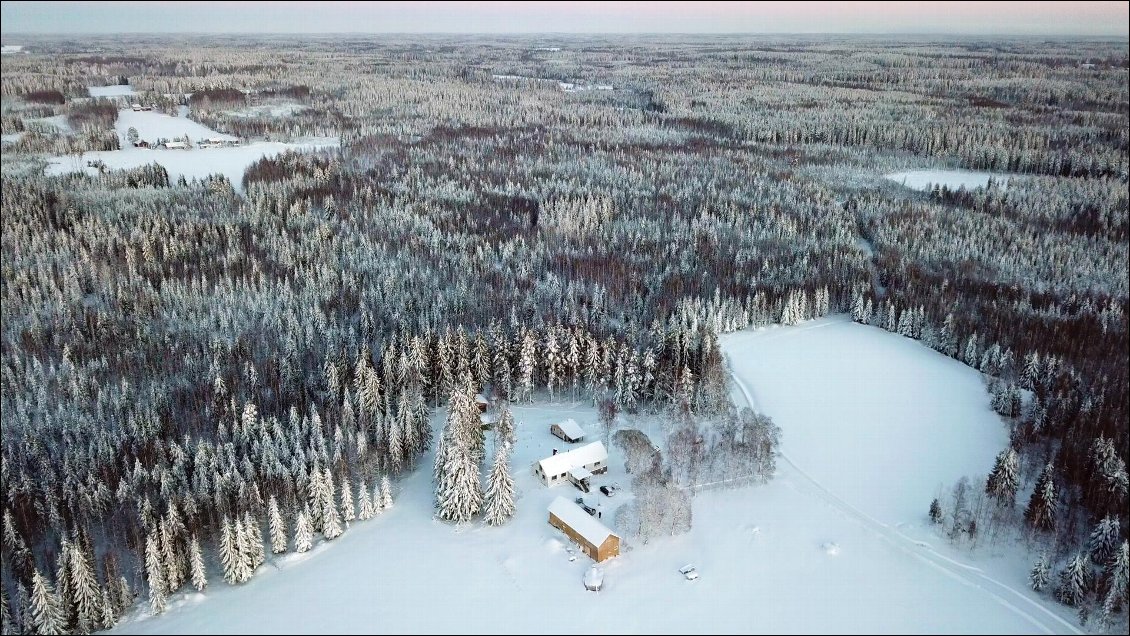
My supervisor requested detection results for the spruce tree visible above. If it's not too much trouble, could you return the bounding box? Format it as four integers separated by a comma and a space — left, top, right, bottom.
358, 479, 374, 520
144, 533, 167, 614
1029, 551, 1051, 591
30, 570, 66, 635
219, 516, 238, 584
1025, 462, 1058, 532
380, 474, 393, 509
295, 508, 313, 553
189, 535, 208, 591
484, 442, 516, 526
1056, 553, 1090, 607
67, 542, 102, 633
268, 496, 288, 554
985, 448, 1020, 507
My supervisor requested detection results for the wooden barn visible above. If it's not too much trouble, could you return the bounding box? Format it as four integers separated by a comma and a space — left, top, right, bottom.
548, 496, 620, 562
534, 441, 608, 488
550, 419, 585, 443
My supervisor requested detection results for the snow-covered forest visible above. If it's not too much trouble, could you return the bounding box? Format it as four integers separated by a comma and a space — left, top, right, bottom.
0, 33, 1127, 634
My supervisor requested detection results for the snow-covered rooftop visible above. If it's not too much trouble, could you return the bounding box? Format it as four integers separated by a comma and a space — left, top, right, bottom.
548, 496, 617, 546
569, 467, 592, 481
538, 441, 606, 478
554, 419, 585, 440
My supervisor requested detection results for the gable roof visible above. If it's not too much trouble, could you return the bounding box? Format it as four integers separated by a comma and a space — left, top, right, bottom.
553, 419, 585, 440
537, 441, 607, 478
548, 496, 617, 546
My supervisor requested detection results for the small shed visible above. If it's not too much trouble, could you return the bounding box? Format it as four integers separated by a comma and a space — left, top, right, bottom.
479, 412, 499, 430
548, 496, 619, 562
551, 419, 585, 443
474, 393, 489, 412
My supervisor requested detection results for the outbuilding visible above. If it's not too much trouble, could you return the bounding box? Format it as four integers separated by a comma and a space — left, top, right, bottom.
548, 496, 619, 562
550, 419, 585, 443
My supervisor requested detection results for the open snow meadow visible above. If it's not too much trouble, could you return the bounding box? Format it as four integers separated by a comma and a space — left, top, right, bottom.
109, 317, 1079, 635
44, 108, 338, 189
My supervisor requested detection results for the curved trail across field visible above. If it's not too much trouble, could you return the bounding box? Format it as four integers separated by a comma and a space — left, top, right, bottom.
729, 371, 1081, 636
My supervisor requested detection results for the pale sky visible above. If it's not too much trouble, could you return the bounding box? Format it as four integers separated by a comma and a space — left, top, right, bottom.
1, 1, 1127, 36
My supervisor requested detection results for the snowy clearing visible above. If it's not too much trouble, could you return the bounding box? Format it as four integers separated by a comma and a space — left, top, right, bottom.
112, 109, 238, 145
45, 139, 338, 190
88, 84, 137, 98
1, 44, 24, 54
226, 103, 308, 118
108, 316, 1081, 635
884, 169, 1016, 191
44, 108, 337, 189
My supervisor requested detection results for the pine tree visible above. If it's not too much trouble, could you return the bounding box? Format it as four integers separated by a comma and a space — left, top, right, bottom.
1099, 541, 1128, 628
232, 519, 252, 583
30, 570, 66, 635
484, 442, 516, 526
67, 542, 103, 633
358, 478, 375, 520
321, 469, 343, 539
268, 496, 288, 554
517, 330, 536, 402
243, 512, 266, 569
144, 533, 167, 614
1030, 551, 1051, 592
985, 448, 1020, 507
99, 587, 116, 630
341, 480, 356, 523
1056, 553, 1090, 607
189, 535, 207, 592
1025, 462, 1058, 532
1088, 515, 1121, 565
219, 516, 238, 584
380, 475, 393, 509
295, 508, 313, 553
929, 498, 943, 524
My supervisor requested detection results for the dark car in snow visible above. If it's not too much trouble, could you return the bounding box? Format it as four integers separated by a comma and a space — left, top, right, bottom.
600, 484, 619, 497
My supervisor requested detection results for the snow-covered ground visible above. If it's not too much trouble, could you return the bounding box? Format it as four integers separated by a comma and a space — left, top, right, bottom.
227, 103, 308, 118
1, 44, 24, 54
88, 84, 137, 98
44, 108, 337, 190
108, 316, 1080, 635
112, 109, 237, 145
884, 169, 1015, 191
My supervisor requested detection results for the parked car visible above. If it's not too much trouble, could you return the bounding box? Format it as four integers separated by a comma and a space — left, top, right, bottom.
679, 564, 700, 581
575, 497, 598, 516
600, 484, 619, 497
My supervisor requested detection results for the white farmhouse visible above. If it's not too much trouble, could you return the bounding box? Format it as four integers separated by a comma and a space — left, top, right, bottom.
534, 441, 608, 488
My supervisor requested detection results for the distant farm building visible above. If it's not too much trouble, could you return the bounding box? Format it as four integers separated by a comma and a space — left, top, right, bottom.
479, 412, 499, 430
162, 140, 189, 150
548, 496, 620, 562
551, 419, 585, 443
534, 441, 607, 488
197, 137, 239, 149
130, 103, 153, 111
133, 140, 150, 148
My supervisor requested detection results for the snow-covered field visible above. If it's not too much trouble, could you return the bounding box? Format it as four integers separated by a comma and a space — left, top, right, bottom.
1, 44, 24, 54
227, 103, 307, 118
109, 316, 1080, 635
89, 84, 137, 98
44, 109, 337, 189
885, 169, 1015, 191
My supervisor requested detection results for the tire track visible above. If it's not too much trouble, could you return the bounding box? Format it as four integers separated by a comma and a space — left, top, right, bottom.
729, 370, 1081, 635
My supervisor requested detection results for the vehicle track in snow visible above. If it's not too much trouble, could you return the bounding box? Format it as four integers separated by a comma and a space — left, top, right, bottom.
728, 370, 1081, 636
